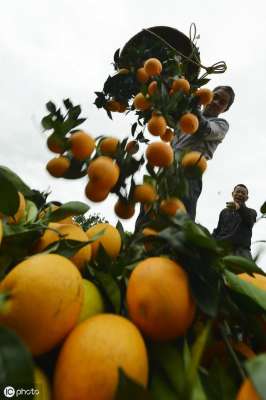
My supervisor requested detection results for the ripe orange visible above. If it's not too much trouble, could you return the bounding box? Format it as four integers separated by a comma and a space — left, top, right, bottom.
133, 184, 157, 203
159, 198, 186, 216
236, 378, 261, 400
147, 114, 167, 136
195, 88, 214, 106
85, 181, 109, 203
7, 192, 26, 224
127, 257, 195, 340
179, 113, 199, 134
86, 223, 121, 259
34, 223, 92, 270
114, 199, 135, 219
106, 100, 121, 112
69, 131, 95, 161
99, 137, 120, 157
146, 142, 174, 167
53, 314, 148, 400
47, 134, 64, 154
125, 140, 139, 154
172, 78, 190, 94
117, 102, 127, 113
0, 253, 83, 355
144, 58, 162, 76
238, 273, 266, 291
46, 156, 70, 178
133, 93, 151, 111
160, 128, 174, 142
87, 156, 119, 190
181, 151, 207, 177
136, 67, 149, 83
148, 81, 158, 95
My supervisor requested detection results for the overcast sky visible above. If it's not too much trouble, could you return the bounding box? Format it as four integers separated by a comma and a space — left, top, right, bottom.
0, 1, 265, 268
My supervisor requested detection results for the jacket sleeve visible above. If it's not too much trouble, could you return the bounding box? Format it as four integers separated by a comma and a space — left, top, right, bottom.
212, 210, 224, 238
238, 206, 257, 228
196, 114, 229, 142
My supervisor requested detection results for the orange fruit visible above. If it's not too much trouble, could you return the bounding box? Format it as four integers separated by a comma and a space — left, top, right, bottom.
172, 78, 190, 94
146, 142, 174, 167
117, 102, 127, 113
179, 113, 199, 134
69, 131, 95, 161
181, 151, 207, 177
7, 192, 26, 224
236, 378, 261, 400
85, 181, 109, 203
125, 140, 139, 154
34, 367, 51, 399
160, 128, 174, 142
114, 199, 135, 219
148, 81, 158, 95
47, 134, 64, 154
127, 257, 195, 340
142, 228, 158, 237
147, 114, 167, 136
53, 314, 148, 400
34, 223, 91, 270
106, 100, 121, 112
87, 156, 119, 190
136, 67, 149, 83
195, 88, 214, 106
86, 223, 121, 259
238, 273, 266, 291
133, 184, 157, 203
133, 93, 151, 111
0, 254, 83, 355
144, 58, 162, 76
159, 198, 186, 216
46, 156, 70, 178
99, 137, 120, 157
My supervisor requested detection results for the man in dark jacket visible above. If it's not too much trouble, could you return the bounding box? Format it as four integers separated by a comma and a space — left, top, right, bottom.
212, 184, 257, 259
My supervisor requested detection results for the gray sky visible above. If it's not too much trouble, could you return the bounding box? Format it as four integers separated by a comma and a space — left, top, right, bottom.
0, 1, 265, 268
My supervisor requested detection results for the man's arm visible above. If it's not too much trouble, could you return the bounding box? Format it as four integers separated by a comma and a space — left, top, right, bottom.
196, 113, 229, 142
238, 206, 257, 229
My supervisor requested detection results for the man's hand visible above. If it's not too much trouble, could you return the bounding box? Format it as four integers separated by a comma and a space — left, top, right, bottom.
226, 201, 240, 210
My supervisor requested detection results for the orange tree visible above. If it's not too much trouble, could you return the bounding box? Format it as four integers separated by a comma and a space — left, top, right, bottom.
1, 25, 266, 400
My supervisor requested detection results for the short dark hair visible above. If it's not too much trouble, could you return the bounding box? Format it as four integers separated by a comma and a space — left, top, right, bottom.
213, 86, 235, 111
233, 184, 248, 193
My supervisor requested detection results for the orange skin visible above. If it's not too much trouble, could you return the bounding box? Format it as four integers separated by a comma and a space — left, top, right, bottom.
114, 199, 135, 219
87, 156, 119, 190
53, 314, 149, 400
125, 140, 139, 155
146, 142, 174, 167
148, 81, 158, 96
133, 184, 157, 203
144, 58, 162, 76
106, 100, 121, 112
179, 113, 199, 134
236, 378, 262, 400
181, 151, 207, 177
195, 88, 214, 106
136, 67, 149, 83
69, 131, 95, 161
86, 223, 121, 259
46, 156, 70, 178
160, 128, 174, 142
127, 257, 195, 340
159, 198, 186, 216
172, 78, 190, 95
85, 181, 109, 203
147, 115, 167, 136
99, 137, 120, 157
133, 93, 151, 111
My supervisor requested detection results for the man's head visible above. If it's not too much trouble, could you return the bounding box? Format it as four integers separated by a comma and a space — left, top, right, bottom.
232, 184, 248, 205
204, 86, 235, 117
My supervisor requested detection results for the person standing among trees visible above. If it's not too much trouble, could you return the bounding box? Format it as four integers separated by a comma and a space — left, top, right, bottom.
135, 85, 235, 230
212, 184, 257, 259
171, 85, 235, 221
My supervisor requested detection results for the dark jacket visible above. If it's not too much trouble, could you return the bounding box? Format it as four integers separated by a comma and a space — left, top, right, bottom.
212, 205, 257, 250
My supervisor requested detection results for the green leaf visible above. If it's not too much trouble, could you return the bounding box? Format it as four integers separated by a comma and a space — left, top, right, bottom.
245, 354, 266, 400
24, 200, 38, 224
223, 255, 264, 275
45, 239, 90, 258
225, 270, 266, 311
0, 326, 35, 399
63, 98, 73, 110
68, 105, 81, 119
114, 368, 153, 400
41, 115, 54, 130
46, 101, 56, 113
184, 221, 218, 251
260, 201, 266, 214
94, 270, 121, 313
0, 166, 32, 196
0, 171, 19, 216
201, 361, 238, 399
150, 370, 179, 400
47, 202, 89, 222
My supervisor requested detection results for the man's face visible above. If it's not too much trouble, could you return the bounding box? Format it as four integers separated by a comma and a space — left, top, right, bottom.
232, 186, 248, 204
204, 88, 231, 117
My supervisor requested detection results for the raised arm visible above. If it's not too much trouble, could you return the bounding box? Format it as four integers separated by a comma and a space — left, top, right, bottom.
196, 115, 229, 142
